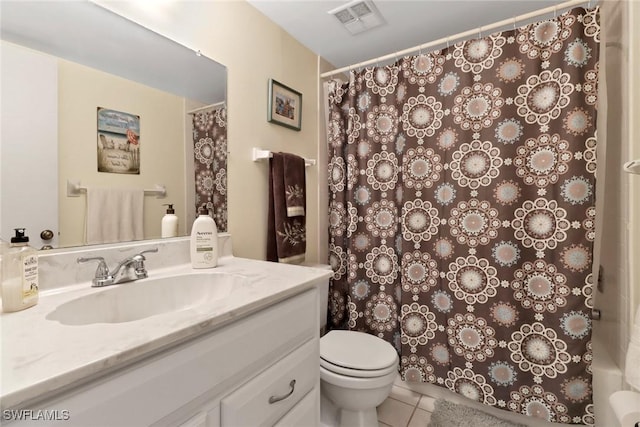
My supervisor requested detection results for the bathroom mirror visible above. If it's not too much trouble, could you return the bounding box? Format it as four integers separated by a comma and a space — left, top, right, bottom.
0, 1, 227, 249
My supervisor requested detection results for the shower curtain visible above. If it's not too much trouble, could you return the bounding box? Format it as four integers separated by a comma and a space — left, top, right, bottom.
193, 106, 227, 231
326, 6, 599, 425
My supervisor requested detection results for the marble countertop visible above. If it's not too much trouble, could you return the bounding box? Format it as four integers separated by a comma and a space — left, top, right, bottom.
0, 256, 332, 410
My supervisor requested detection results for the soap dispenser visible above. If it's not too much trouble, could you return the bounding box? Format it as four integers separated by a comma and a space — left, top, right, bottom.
1, 228, 39, 312
161, 203, 179, 238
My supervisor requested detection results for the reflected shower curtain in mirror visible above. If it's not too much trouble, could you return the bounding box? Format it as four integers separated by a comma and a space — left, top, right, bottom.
326, 6, 599, 425
193, 106, 227, 231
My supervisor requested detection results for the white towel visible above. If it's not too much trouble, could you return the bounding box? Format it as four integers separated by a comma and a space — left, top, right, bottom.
85, 187, 144, 245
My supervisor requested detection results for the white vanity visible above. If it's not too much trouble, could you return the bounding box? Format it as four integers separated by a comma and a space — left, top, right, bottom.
0, 239, 332, 426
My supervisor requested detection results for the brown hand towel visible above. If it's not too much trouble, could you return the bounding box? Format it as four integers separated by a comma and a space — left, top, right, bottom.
267, 152, 306, 264
283, 154, 306, 217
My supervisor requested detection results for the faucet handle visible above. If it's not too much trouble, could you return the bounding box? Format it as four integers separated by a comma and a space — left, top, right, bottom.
131, 248, 157, 277
77, 256, 112, 286
134, 248, 158, 259
131, 248, 158, 263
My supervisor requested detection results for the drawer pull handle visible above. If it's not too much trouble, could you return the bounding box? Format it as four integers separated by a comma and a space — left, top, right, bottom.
268, 379, 296, 404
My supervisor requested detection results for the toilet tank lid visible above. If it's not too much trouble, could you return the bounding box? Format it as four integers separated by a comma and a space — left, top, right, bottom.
320, 330, 398, 370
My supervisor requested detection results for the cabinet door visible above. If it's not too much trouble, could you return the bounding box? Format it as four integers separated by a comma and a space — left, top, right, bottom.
179, 412, 207, 427
274, 387, 319, 427
206, 406, 220, 427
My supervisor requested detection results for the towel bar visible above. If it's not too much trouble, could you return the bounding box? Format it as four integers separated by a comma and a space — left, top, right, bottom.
252, 148, 316, 167
66, 179, 166, 198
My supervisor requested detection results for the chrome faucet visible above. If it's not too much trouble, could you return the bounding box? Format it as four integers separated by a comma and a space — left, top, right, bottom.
77, 248, 158, 287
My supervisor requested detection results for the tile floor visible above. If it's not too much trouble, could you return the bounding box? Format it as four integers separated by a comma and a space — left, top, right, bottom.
376, 379, 435, 427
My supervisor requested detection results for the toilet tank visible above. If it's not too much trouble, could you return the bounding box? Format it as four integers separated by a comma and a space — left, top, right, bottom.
300, 263, 331, 331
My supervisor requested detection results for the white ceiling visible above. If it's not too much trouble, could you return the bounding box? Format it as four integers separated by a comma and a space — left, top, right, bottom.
247, 0, 570, 70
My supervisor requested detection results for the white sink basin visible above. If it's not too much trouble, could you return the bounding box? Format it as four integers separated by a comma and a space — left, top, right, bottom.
46, 272, 241, 325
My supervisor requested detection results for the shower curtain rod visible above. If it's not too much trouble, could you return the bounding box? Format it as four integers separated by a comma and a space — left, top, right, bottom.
187, 101, 225, 115
320, 0, 594, 78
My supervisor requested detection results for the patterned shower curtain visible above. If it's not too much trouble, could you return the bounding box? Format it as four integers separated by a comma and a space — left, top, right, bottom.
193, 106, 228, 231
326, 7, 599, 425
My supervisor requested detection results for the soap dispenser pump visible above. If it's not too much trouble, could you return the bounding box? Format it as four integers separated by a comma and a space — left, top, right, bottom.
161, 204, 179, 238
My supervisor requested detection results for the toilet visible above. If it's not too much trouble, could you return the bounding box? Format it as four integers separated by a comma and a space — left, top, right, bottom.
320, 330, 399, 426
311, 266, 398, 427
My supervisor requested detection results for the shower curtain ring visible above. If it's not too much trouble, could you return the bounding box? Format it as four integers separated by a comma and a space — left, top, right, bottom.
446, 36, 450, 50
513, 16, 517, 31
553, 5, 557, 19
478, 26, 483, 39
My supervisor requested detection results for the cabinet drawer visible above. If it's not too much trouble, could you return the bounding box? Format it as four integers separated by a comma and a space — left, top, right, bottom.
221, 339, 318, 427
274, 387, 319, 427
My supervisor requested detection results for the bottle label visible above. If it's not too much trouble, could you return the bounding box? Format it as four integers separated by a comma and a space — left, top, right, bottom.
21, 253, 38, 301
195, 231, 215, 262
195, 232, 213, 251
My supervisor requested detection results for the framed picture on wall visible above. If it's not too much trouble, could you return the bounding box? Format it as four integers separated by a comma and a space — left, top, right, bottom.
97, 107, 140, 174
267, 78, 302, 131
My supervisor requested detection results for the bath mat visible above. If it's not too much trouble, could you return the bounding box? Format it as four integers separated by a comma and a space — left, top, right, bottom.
428, 399, 527, 427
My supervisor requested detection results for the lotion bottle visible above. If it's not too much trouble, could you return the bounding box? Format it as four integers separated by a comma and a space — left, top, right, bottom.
161, 203, 179, 238
190, 209, 218, 268
1, 228, 39, 312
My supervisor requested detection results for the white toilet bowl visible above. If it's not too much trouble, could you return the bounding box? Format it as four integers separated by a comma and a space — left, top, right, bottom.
320, 330, 399, 427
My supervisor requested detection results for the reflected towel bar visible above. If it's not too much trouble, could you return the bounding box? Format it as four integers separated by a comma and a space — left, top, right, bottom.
252, 148, 316, 167
66, 179, 166, 198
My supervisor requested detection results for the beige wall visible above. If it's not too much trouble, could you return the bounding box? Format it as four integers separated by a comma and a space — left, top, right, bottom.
629, 0, 640, 324
316, 57, 336, 265
58, 59, 186, 247
95, 1, 322, 262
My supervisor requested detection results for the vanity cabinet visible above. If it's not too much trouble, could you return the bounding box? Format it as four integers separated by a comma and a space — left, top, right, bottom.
8, 288, 319, 426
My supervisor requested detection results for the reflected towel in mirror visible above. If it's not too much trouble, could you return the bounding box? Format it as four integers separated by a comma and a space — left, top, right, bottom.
84, 187, 144, 245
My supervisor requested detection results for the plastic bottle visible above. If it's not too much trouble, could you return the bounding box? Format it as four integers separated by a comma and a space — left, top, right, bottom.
161, 203, 179, 238
1, 228, 39, 312
190, 209, 218, 268
0, 238, 9, 256
0, 238, 10, 287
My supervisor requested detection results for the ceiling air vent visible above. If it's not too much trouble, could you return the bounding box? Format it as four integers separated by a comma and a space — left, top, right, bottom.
328, 0, 385, 35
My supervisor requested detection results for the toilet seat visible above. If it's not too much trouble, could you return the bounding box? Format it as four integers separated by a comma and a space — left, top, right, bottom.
320, 357, 398, 378
320, 330, 398, 378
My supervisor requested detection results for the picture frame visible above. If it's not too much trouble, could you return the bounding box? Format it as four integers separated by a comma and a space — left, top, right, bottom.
268, 78, 302, 131
96, 107, 140, 174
